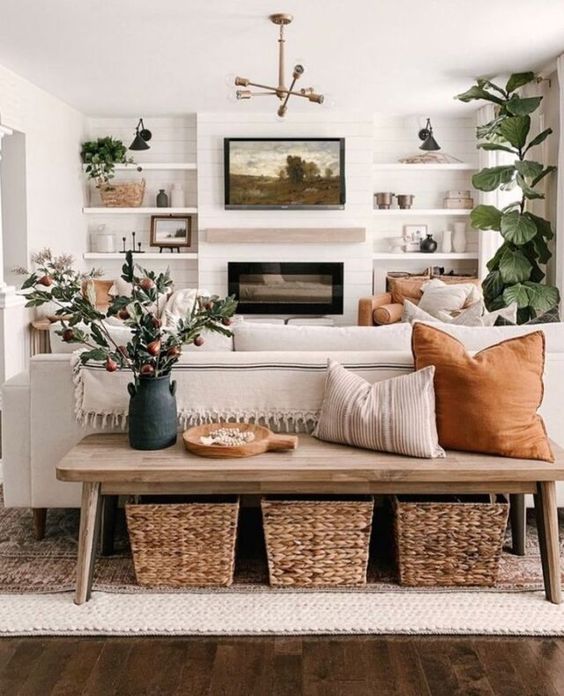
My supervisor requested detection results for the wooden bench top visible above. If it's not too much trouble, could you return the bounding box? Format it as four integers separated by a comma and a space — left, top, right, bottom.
56, 434, 564, 492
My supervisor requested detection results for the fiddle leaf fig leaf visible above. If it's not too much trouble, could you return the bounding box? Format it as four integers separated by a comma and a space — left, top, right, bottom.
455, 85, 504, 105
470, 204, 502, 231
523, 282, 560, 313
524, 128, 552, 153
472, 166, 515, 192
500, 211, 537, 244
482, 270, 505, 300
506, 95, 542, 116
524, 212, 554, 239
514, 160, 544, 180
516, 174, 544, 200
531, 165, 556, 188
499, 249, 533, 284
503, 283, 529, 308
477, 142, 518, 155
497, 116, 531, 149
506, 72, 536, 93
531, 234, 552, 265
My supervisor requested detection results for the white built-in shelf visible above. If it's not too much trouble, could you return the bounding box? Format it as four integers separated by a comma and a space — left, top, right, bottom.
83, 207, 198, 215
373, 209, 471, 217
372, 252, 478, 261
84, 252, 198, 260
83, 162, 197, 171
373, 163, 477, 171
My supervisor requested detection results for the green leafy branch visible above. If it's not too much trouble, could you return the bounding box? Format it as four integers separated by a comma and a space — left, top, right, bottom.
18, 250, 238, 379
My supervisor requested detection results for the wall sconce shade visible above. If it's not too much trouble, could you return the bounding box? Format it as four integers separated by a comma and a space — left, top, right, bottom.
418, 118, 441, 151
129, 118, 152, 151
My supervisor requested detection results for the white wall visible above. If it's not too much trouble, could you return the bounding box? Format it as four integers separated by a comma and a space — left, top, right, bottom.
0, 62, 86, 390
0, 62, 87, 267
197, 111, 374, 325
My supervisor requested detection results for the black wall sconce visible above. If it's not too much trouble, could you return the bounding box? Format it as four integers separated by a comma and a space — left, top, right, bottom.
129, 118, 152, 151
418, 118, 441, 151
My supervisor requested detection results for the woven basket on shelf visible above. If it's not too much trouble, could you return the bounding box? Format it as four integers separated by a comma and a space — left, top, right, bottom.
99, 179, 145, 207
261, 497, 374, 587
125, 498, 239, 587
393, 495, 509, 587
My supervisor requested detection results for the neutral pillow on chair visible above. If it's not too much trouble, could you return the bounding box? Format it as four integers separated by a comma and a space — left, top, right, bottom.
418, 279, 480, 318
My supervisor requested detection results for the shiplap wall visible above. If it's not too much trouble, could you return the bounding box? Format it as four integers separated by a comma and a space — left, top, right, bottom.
84, 112, 481, 322
372, 116, 480, 282
197, 111, 374, 325
84, 116, 199, 288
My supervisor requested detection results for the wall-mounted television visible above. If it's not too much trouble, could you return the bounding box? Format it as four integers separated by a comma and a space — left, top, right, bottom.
224, 137, 345, 210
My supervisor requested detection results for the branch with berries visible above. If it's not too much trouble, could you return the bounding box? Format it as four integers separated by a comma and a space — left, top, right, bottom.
17, 249, 238, 380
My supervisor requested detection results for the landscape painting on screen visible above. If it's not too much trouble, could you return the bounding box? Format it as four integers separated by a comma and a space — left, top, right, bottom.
226, 139, 343, 208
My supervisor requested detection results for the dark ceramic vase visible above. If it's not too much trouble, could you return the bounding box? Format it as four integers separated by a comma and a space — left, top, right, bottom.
127, 374, 177, 450
420, 233, 438, 253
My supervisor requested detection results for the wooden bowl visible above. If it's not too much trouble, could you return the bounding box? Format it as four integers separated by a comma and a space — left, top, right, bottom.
183, 422, 298, 458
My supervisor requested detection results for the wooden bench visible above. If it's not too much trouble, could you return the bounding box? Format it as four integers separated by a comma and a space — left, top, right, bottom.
56, 434, 564, 605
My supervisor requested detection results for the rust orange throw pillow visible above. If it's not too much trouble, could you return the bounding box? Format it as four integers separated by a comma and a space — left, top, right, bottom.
412, 323, 553, 461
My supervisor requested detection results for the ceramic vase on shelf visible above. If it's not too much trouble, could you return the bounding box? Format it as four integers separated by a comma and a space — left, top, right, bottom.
452, 222, 467, 252
441, 228, 453, 253
156, 189, 169, 207
420, 233, 438, 253
170, 183, 185, 208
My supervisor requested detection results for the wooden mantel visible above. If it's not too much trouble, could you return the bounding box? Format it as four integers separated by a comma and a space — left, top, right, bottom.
205, 228, 366, 244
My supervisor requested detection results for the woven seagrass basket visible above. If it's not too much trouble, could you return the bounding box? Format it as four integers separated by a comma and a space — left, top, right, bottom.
261, 497, 374, 587
393, 495, 509, 587
126, 498, 239, 587
99, 179, 145, 207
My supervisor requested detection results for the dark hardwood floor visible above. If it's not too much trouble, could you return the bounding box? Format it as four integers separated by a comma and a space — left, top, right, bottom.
1, 636, 564, 695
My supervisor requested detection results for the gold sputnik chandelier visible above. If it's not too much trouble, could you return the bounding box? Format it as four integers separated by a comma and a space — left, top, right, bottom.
234, 13, 324, 118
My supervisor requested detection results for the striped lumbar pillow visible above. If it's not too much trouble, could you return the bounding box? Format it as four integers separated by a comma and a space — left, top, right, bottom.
314, 360, 445, 458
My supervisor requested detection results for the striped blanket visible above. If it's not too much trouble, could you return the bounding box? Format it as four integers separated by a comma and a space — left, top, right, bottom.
71, 351, 414, 433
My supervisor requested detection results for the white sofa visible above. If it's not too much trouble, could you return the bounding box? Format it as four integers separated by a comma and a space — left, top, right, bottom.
3, 321, 564, 511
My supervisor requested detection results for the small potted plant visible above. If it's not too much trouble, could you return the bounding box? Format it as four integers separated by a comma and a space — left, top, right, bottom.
81, 137, 145, 207
18, 250, 237, 450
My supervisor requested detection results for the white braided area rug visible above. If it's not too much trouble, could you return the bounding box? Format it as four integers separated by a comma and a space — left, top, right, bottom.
1, 590, 564, 636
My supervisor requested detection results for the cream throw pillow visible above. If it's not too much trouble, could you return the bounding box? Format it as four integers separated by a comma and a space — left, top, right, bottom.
402, 300, 440, 324
314, 360, 445, 459
418, 279, 480, 318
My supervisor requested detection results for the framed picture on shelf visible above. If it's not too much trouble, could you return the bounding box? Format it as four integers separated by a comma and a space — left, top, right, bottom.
403, 224, 427, 252
150, 215, 192, 252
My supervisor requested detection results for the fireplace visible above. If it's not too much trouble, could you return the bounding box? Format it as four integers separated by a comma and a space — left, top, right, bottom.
228, 262, 344, 315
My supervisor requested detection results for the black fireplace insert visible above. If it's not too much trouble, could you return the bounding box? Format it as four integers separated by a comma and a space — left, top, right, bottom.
228, 262, 344, 315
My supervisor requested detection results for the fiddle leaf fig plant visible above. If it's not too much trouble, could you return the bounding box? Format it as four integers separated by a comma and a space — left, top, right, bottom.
456, 72, 560, 323
81, 137, 135, 187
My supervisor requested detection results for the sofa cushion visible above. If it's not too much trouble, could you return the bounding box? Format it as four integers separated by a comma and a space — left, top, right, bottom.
412, 323, 553, 461
314, 359, 444, 458
233, 322, 413, 352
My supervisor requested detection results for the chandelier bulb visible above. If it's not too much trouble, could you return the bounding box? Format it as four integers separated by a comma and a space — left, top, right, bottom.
234, 76, 249, 87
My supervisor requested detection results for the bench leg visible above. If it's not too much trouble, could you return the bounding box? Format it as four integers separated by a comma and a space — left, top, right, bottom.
100, 495, 118, 556
32, 508, 47, 540
534, 481, 561, 604
509, 493, 526, 556
75, 482, 101, 605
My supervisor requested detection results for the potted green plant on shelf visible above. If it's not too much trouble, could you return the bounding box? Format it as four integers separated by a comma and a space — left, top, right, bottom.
81, 137, 145, 207
456, 72, 560, 323
18, 250, 237, 450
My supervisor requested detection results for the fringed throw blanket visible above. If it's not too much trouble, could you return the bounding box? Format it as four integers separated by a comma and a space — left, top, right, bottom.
71, 351, 413, 433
